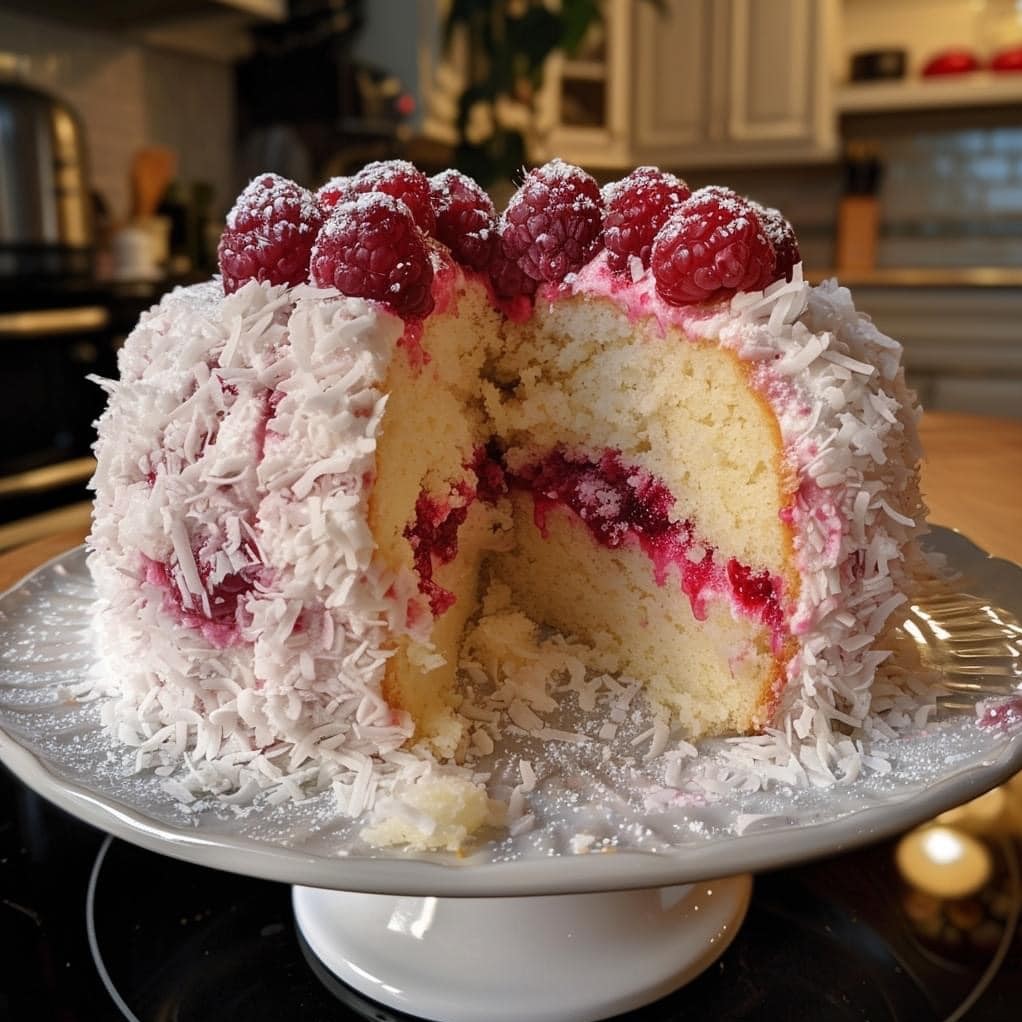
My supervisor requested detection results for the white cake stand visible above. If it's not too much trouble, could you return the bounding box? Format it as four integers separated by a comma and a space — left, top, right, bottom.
1, 528, 1021, 1022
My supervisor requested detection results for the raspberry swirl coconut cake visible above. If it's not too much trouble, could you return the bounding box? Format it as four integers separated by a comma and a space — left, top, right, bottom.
88, 160, 929, 850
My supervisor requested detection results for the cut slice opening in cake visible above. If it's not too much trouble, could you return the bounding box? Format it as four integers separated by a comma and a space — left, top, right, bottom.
497, 447, 790, 736
473, 291, 804, 738
359, 276, 812, 753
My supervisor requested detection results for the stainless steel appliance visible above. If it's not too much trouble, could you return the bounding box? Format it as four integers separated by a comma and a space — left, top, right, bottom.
0, 271, 180, 547
0, 77, 94, 278
0, 291, 114, 537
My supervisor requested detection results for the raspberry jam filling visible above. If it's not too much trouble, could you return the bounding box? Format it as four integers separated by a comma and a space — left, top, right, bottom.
470, 442, 508, 504
404, 485, 472, 617
255, 388, 285, 458
404, 446, 506, 618
515, 449, 787, 649
142, 550, 263, 649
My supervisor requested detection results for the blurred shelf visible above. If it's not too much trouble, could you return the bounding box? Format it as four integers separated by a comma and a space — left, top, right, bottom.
806, 267, 1022, 287
837, 72, 1022, 114
0, 0, 284, 29
1, 0, 285, 62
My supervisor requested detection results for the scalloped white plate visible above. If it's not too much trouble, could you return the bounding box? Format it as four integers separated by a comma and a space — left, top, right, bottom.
1, 526, 1020, 897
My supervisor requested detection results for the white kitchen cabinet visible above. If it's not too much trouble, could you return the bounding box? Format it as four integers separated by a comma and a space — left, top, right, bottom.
631, 0, 719, 156
725, 0, 836, 153
539, 0, 838, 169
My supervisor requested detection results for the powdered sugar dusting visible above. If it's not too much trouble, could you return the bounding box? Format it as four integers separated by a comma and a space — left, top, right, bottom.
225, 173, 321, 236
317, 191, 411, 240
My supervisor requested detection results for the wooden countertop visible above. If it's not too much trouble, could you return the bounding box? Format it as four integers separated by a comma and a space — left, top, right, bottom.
1, 410, 1020, 592
917, 412, 1022, 565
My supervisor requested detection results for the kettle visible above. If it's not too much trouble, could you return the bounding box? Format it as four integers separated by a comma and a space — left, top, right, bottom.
0, 75, 94, 278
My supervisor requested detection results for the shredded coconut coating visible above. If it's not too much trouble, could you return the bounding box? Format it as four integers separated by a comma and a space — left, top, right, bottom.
89, 279, 440, 812
721, 274, 925, 786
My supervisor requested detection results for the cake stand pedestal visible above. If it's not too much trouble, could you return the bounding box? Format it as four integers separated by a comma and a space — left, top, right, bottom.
292, 876, 752, 1022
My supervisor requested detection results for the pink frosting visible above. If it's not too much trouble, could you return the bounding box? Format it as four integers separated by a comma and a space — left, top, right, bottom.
552, 251, 727, 338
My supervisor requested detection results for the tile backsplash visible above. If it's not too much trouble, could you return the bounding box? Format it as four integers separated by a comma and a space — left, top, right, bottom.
872, 125, 1022, 268
0, 9, 235, 223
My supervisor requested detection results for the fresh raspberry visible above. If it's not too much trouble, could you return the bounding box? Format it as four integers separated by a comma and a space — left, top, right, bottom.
602, 167, 691, 274
488, 230, 539, 299
500, 158, 603, 284
310, 193, 434, 318
651, 187, 775, 305
749, 200, 801, 283
348, 159, 436, 234
217, 173, 323, 294
428, 169, 496, 271
316, 176, 351, 215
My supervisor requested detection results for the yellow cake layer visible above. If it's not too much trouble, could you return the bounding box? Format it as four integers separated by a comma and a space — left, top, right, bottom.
370, 283, 507, 756
496, 496, 780, 735
484, 295, 796, 587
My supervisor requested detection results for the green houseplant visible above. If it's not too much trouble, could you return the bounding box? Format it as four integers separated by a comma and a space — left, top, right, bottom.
443, 0, 615, 185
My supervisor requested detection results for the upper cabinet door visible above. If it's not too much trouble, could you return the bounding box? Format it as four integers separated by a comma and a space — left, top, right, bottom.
727, 0, 836, 153
534, 0, 837, 168
632, 0, 722, 155
630, 0, 836, 167
537, 0, 633, 168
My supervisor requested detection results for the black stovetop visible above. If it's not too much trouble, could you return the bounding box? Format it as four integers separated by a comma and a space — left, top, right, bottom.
1, 761, 1019, 1022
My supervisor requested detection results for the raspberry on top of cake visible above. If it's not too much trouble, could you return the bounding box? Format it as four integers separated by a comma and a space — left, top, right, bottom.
88, 159, 928, 851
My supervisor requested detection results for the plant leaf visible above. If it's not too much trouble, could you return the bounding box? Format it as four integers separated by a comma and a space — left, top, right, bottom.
560, 0, 602, 56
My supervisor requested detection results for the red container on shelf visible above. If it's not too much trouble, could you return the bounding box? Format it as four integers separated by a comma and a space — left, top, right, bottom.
990, 47, 1022, 72
922, 50, 981, 76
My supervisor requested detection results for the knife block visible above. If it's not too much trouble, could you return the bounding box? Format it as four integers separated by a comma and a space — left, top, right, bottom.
836, 196, 879, 273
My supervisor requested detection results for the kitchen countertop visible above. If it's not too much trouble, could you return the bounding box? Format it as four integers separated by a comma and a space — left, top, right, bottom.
806, 267, 1022, 288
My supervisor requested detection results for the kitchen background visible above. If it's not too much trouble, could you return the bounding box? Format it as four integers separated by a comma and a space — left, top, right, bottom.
1, 0, 1020, 548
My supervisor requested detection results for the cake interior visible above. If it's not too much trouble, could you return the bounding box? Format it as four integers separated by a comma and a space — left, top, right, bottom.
373, 279, 801, 753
